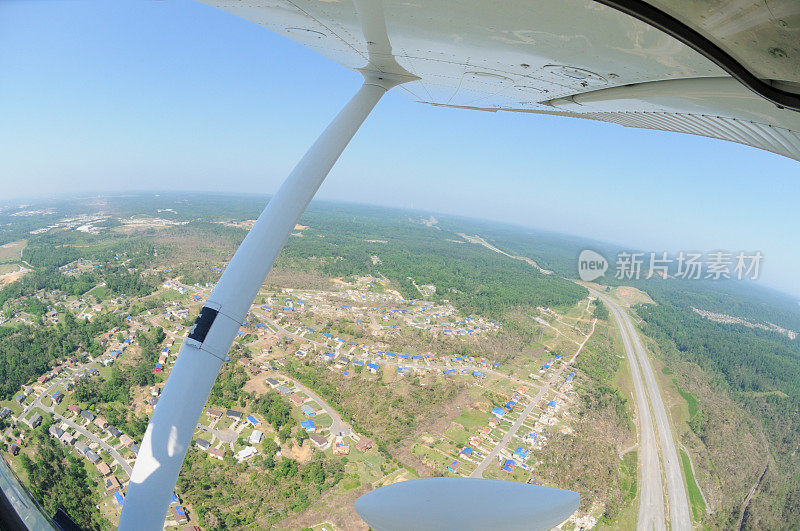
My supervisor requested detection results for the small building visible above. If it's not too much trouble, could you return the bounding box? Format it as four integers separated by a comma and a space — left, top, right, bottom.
246, 415, 259, 426
107, 426, 123, 438
79, 410, 95, 422
26, 413, 42, 429
104, 476, 122, 492
208, 447, 225, 460
52, 391, 64, 404
68, 404, 80, 415
172, 505, 189, 525
333, 441, 350, 455
0, 407, 10, 420
119, 434, 134, 447
446, 461, 460, 473
460, 447, 473, 457
366, 363, 379, 374
491, 406, 506, 418
548, 400, 557, 408
355, 437, 372, 453
289, 394, 304, 406
206, 407, 224, 420
237, 446, 257, 461
96, 462, 112, 477
300, 420, 317, 432
195, 438, 211, 451
513, 447, 529, 461
84, 449, 101, 464
275, 385, 292, 396
300, 404, 316, 417
265, 377, 279, 387
308, 433, 330, 449
249, 430, 263, 444
8, 444, 19, 456
49, 425, 65, 439
226, 409, 243, 421
93, 416, 109, 430
113, 491, 124, 507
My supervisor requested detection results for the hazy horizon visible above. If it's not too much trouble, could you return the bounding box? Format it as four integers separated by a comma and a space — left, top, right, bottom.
2, 0, 798, 297
3, 189, 798, 302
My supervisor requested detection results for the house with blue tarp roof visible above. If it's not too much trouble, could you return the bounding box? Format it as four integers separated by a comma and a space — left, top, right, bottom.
366, 363, 379, 373
247, 415, 259, 426
513, 447, 529, 460
473, 371, 485, 378
300, 420, 317, 432
505, 400, 516, 409
113, 491, 124, 506
443, 369, 456, 375
353, 360, 364, 366
548, 400, 557, 407
492, 406, 506, 418
460, 447, 473, 456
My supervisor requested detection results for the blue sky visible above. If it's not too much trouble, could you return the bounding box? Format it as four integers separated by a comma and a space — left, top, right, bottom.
1, 0, 798, 297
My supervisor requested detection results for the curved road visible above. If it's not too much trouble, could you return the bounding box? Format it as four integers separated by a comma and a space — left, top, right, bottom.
280, 375, 352, 437
594, 289, 690, 530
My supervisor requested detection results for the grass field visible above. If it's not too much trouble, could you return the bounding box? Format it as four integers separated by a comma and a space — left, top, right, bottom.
87, 285, 111, 300
680, 448, 707, 521
0, 240, 26, 262
453, 408, 488, 431
597, 450, 638, 530
675, 384, 700, 418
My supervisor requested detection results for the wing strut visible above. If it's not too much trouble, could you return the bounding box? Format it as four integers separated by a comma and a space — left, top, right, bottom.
119, 73, 403, 530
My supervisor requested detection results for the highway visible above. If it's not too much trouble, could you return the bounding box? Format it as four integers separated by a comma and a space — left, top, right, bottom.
593, 289, 690, 530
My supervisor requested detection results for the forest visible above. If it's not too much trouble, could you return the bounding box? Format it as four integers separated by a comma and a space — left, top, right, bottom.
20, 417, 108, 530
0, 311, 124, 400
634, 283, 800, 526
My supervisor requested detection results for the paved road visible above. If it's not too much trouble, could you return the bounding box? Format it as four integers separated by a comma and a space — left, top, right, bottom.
595, 289, 690, 530
470, 319, 596, 478
51, 411, 133, 477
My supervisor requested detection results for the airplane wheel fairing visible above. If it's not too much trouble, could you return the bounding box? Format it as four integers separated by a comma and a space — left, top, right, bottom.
354, 477, 579, 530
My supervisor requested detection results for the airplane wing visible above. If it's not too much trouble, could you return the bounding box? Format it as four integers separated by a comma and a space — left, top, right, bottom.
198, 0, 800, 161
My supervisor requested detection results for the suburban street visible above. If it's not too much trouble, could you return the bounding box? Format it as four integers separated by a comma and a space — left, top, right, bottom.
51, 412, 133, 477
470, 319, 596, 478
280, 375, 352, 437
594, 289, 690, 530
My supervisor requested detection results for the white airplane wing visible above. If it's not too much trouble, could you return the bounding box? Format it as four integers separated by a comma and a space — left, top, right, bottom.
199, 0, 800, 161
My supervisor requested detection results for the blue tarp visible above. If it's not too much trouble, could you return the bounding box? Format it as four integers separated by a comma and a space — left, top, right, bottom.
247, 415, 259, 425
492, 406, 506, 417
